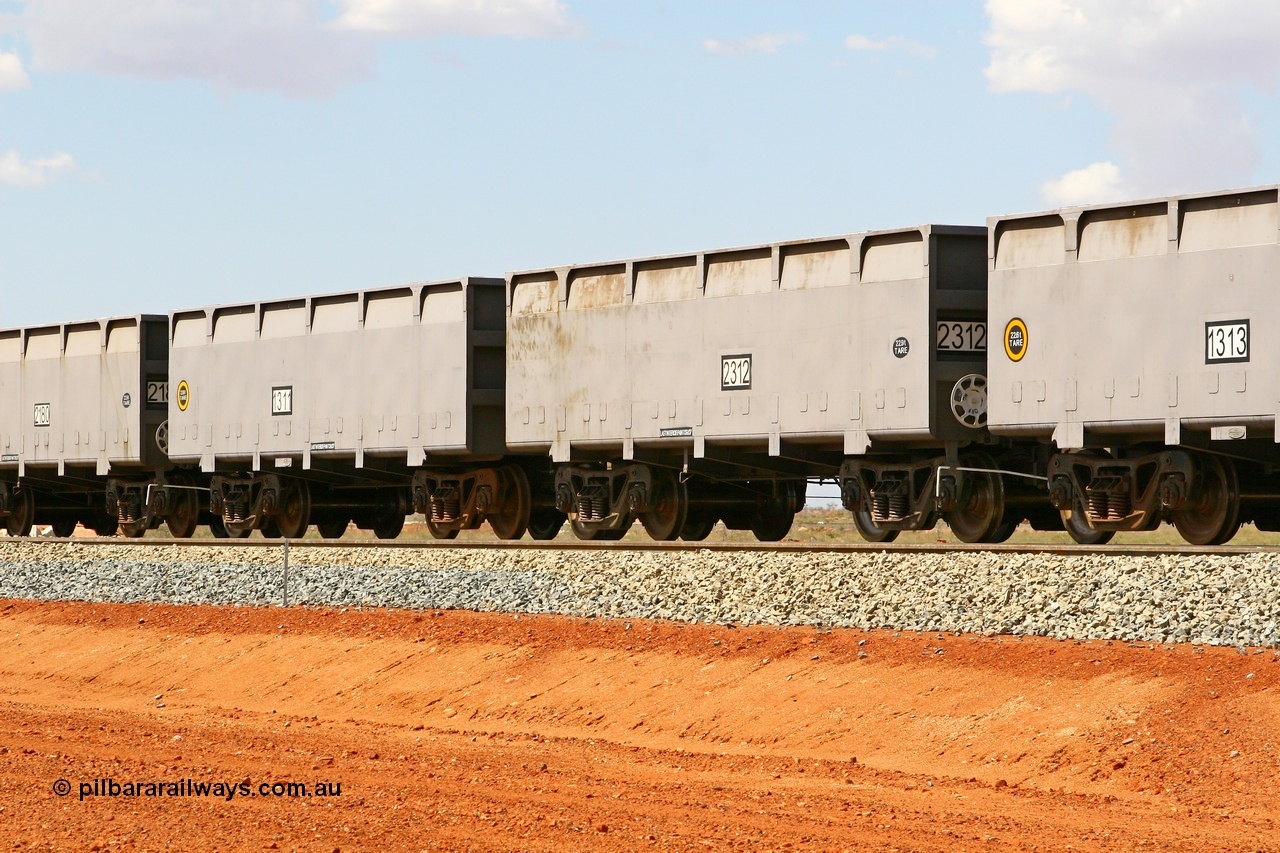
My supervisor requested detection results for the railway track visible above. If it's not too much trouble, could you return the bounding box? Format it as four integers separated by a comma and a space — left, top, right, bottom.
6, 535, 1280, 557
4, 532, 1278, 651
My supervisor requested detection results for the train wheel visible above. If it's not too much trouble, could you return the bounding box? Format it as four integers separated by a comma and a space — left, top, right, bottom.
488, 466, 531, 540
752, 480, 803, 542
1060, 508, 1114, 545
596, 519, 631, 540
1024, 507, 1066, 532
1056, 449, 1114, 544
211, 517, 251, 538
50, 517, 77, 538
851, 507, 899, 543
424, 517, 460, 540
986, 513, 1021, 544
640, 469, 688, 541
1172, 454, 1241, 546
373, 512, 405, 540
90, 516, 118, 537
316, 517, 348, 539
570, 515, 631, 540
120, 520, 148, 538
260, 519, 281, 539
944, 452, 1005, 543
750, 505, 795, 542
164, 476, 200, 539
679, 512, 717, 541
568, 517, 595, 540
527, 510, 566, 540
5, 487, 34, 537
1253, 508, 1280, 532
275, 480, 311, 539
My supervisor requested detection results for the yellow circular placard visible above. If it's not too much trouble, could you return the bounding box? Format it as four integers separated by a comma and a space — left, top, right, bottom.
1003, 318, 1028, 362
176, 380, 191, 412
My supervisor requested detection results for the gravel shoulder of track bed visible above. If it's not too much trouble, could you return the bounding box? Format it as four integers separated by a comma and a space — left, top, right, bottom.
1, 542, 1278, 648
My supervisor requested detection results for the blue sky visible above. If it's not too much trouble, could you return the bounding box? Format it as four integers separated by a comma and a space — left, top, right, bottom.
2, 0, 1279, 327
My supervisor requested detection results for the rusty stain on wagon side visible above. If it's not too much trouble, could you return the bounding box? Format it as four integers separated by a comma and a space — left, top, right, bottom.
566, 266, 626, 310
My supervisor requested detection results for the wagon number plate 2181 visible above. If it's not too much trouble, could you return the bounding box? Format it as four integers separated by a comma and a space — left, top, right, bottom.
721, 355, 752, 391
1205, 320, 1249, 364
936, 321, 987, 353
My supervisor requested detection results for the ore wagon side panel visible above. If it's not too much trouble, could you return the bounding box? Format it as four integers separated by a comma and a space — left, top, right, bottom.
989, 188, 1280, 446
100, 318, 165, 468
855, 231, 932, 441
21, 327, 67, 469
0, 331, 20, 472
167, 278, 504, 473
307, 292, 363, 460
167, 310, 211, 465
506, 226, 988, 463
506, 270, 565, 454
6, 316, 161, 476
357, 287, 424, 459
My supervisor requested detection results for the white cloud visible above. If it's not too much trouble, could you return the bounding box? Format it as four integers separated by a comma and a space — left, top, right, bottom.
1040, 161, 1128, 206
7, 0, 579, 98
985, 0, 1280, 198
702, 32, 803, 58
336, 0, 577, 38
0, 51, 30, 90
844, 34, 936, 59
15, 0, 373, 98
0, 150, 75, 187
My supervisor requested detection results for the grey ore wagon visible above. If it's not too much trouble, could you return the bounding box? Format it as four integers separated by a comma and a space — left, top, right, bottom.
988, 185, 1280, 544
0, 314, 194, 536
506, 225, 1043, 542
166, 278, 552, 539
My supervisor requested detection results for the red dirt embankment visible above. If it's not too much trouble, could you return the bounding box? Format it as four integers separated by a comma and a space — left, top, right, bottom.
1, 598, 1278, 851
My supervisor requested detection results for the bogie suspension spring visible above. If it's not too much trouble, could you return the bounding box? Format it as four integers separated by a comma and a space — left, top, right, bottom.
870, 488, 909, 523
429, 489, 462, 524
1086, 482, 1131, 521
576, 487, 609, 523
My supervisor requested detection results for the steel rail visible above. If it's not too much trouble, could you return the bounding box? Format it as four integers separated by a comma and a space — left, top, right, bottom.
5, 536, 1280, 558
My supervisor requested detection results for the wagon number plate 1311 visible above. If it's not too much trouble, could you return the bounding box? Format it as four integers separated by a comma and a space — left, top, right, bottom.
721, 354, 751, 391
271, 386, 293, 416
1205, 320, 1249, 364
936, 321, 987, 352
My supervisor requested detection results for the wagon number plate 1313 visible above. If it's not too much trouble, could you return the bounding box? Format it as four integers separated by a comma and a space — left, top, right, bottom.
936, 321, 987, 352
721, 354, 752, 391
1205, 320, 1249, 364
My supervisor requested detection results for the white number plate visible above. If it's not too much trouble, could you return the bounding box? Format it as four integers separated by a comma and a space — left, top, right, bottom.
936, 321, 987, 353
1205, 320, 1249, 364
272, 386, 293, 416
33, 403, 50, 427
721, 355, 751, 391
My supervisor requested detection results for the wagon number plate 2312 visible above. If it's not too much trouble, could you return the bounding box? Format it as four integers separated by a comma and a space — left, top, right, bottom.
936, 321, 987, 352
721, 355, 751, 391
1205, 320, 1249, 364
